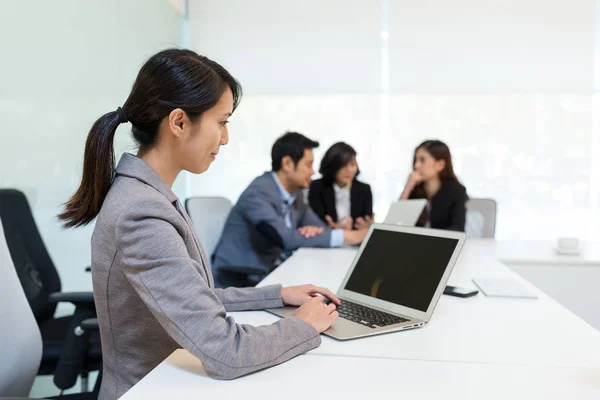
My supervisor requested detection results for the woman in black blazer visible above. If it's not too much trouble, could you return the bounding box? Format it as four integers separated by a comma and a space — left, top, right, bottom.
309, 142, 373, 230
399, 140, 468, 232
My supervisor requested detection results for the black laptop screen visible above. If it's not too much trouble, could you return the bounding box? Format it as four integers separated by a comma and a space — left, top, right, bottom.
343, 228, 459, 312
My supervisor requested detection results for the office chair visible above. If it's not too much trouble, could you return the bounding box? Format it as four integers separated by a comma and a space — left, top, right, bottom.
0, 189, 101, 392
466, 198, 497, 238
185, 196, 266, 287
185, 196, 233, 257
0, 217, 100, 399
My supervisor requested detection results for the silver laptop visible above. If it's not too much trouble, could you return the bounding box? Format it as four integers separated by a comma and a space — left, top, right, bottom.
383, 199, 428, 226
267, 223, 466, 340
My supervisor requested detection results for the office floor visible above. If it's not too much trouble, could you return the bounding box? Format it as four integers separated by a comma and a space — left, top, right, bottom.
30, 372, 99, 398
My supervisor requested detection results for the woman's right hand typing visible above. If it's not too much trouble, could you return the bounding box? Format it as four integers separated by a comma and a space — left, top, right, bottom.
293, 296, 339, 333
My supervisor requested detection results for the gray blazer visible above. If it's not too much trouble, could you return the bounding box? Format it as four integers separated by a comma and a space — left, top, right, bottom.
213, 172, 330, 276
92, 154, 321, 400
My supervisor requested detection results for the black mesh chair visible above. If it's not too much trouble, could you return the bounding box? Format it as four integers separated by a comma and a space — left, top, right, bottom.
0, 189, 101, 392
46, 318, 101, 399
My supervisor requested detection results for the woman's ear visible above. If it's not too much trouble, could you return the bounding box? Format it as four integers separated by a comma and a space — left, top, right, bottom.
435, 159, 446, 173
167, 108, 186, 138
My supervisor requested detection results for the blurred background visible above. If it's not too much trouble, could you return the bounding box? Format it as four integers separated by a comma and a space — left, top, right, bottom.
2, 0, 598, 290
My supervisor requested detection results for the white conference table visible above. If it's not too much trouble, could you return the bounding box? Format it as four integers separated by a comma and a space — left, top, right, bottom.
121, 349, 600, 400
122, 239, 600, 399
227, 240, 600, 368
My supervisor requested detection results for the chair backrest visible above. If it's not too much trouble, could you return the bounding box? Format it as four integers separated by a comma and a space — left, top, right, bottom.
185, 196, 233, 258
465, 198, 497, 238
0, 218, 43, 397
0, 189, 61, 323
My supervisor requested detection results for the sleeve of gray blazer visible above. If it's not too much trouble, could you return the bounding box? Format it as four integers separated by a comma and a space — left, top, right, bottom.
299, 203, 329, 229
115, 202, 321, 379
238, 188, 331, 250
212, 285, 284, 312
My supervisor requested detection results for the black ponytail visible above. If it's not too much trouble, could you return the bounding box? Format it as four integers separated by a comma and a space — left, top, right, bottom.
58, 49, 241, 228
57, 111, 121, 227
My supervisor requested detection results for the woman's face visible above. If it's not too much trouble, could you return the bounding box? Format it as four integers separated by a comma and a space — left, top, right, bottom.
181, 88, 233, 174
335, 157, 358, 187
413, 147, 445, 181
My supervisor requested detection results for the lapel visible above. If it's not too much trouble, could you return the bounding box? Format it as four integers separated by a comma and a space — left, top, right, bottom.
350, 182, 361, 219
265, 172, 287, 219
268, 172, 301, 227
174, 200, 214, 288
115, 153, 214, 288
323, 182, 337, 221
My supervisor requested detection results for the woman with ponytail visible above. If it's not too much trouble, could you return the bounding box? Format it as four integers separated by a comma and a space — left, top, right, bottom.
59, 49, 339, 399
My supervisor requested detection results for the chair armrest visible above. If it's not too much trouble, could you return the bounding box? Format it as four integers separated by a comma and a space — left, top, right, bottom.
80, 318, 99, 331
53, 307, 98, 390
219, 265, 267, 276
49, 291, 94, 305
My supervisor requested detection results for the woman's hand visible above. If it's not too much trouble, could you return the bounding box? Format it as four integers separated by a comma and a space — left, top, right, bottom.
325, 215, 353, 230
281, 284, 341, 306
407, 171, 423, 189
293, 297, 339, 333
354, 215, 374, 230
400, 171, 423, 200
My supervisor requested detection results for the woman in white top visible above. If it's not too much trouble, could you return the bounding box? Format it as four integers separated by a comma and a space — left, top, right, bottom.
309, 142, 374, 230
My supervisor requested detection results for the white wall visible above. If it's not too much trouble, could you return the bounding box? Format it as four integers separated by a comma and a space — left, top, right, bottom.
189, 0, 381, 94
388, 0, 595, 93
187, 0, 600, 241
1, 2, 183, 396
0, 0, 182, 300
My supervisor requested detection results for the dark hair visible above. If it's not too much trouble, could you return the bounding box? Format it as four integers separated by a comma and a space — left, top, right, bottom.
58, 48, 242, 228
413, 140, 459, 185
411, 140, 463, 226
271, 132, 319, 171
319, 142, 359, 183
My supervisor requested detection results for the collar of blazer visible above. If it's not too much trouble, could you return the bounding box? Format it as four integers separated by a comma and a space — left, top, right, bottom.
115, 153, 179, 204
115, 153, 214, 286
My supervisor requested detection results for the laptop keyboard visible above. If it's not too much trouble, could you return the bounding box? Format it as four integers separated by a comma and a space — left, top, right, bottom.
333, 300, 410, 329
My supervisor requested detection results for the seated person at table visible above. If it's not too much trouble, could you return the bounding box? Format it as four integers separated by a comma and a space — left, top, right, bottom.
309, 142, 374, 230
399, 140, 467, 232
57, 50, 340, 398
213, 132, 368, 287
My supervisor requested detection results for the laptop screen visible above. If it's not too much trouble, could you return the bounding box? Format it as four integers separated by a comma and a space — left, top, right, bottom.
343, 228, 459, 312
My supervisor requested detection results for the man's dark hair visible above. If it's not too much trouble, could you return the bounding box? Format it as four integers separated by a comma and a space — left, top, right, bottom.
271, 131, 319, 171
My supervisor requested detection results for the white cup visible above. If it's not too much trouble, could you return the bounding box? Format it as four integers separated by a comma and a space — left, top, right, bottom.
557, 237, 580, 251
